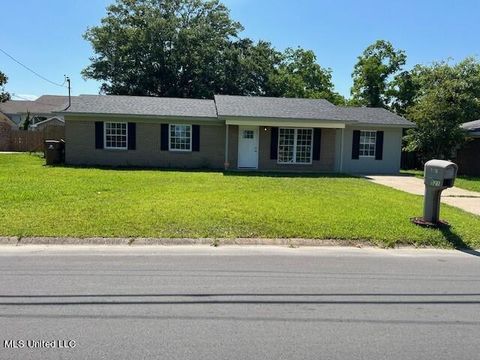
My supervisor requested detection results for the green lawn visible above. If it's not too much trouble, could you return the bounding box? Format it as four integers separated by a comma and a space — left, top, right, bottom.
402, 170, 480, 193
1, 154, 479, 248
456, 177, 480, 192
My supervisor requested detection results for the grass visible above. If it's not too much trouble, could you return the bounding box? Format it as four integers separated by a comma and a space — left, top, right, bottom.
402, 170, 480, 193
1, 154, 479, 249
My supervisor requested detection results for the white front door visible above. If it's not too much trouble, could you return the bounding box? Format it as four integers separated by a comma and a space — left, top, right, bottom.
238, 126, 259, 169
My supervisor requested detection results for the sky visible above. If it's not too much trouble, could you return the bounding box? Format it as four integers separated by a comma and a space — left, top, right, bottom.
1, 0, 479, 100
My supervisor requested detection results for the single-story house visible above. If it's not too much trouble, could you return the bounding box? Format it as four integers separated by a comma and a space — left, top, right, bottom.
0, 95, 70, 128
0, 113, 15, 151
61, 94, 414, 174
30, 116, 65, 131
455, 120, 480, 176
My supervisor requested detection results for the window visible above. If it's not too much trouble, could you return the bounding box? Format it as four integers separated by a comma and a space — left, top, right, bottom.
104, 122, 127, 149
359, 130, 376, 157
242, 130, 254, 139
169, 124, 192, 151
278, 128, 313, 164
32, 116, 47, 125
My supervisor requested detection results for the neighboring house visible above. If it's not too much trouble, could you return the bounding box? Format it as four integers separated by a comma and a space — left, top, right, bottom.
455, 120, 480, 176
0, 100, 31, 127
30, 116, 65, 131
0, 111, 15, 127
61, 94, 414, 174
0, 95, 70, 128
0, 112, 15, 151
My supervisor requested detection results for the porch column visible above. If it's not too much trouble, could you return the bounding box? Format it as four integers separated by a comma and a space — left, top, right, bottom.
224, 124, 229, 170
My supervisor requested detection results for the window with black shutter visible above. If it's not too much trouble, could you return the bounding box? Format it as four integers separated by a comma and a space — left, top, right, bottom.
192, 125, 200, 152
95, 122, 104, 149
160, 124, 169, 151
270, 127, 278, 160
313, 128, 322, 161
128, 123, 136, 150
375, 131, 384, 160
352, 130, 360, 160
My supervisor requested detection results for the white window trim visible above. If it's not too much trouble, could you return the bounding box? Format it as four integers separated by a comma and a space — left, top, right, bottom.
359, 130, 377, 158
277, 128, 313, 165
104, 121, 128, 150
168, 124, 192, 152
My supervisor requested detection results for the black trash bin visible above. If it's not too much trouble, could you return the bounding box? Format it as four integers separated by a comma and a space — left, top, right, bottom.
44, 140, 65, 165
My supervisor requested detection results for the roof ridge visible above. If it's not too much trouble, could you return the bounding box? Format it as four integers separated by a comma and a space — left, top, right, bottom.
215, 94, 334, 102
79, 94, 214, 102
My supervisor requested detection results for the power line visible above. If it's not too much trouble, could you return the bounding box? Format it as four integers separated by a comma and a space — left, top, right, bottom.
11, 94, 36, 101
0, 47, 67, 88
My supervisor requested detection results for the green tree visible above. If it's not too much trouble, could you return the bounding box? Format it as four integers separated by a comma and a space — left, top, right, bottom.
220, 39, 281, 96
268, 48, 345, 104
22, 111, 31, 130
404, 58, 480, 161
351, 40, 406, 107
0, 70, 10, 103
388, 70, 420, 116
83, 0, 281, 98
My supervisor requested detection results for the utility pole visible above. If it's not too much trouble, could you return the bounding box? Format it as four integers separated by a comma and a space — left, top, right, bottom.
66, 76, 71, 109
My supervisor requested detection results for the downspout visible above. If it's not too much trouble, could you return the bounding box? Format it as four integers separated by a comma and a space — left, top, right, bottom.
224, 124, 229, 170
339, 127, 344, 172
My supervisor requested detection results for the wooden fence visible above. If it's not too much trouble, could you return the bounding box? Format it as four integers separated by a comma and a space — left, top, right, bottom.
0, 122, 10, 151
8, 126, 65, 152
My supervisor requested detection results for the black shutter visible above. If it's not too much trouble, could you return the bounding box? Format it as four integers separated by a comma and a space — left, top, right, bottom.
312, 128, 322, 161
95, 121, 104, 149
127, 123, 136, 150
192, 125, 200, 152
375, 131, 384, 160
270, 127, 278, 160
160, 124, 169, 151
352, 130, 360, 160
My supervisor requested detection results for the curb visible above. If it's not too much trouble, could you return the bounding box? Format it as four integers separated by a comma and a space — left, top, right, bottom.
0, 237, 373, 248
0, 237, 19, 245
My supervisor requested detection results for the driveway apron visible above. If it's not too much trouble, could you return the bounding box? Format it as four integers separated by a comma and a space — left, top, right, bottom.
366, 175, 480, 216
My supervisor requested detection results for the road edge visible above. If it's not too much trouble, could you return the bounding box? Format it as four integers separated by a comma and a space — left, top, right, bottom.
0, 236, 377, 248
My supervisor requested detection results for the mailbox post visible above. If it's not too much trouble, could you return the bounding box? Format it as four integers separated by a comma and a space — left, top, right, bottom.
420, 160, 458, 225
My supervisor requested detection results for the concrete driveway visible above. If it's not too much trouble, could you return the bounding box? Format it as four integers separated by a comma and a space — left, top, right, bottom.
366, 175, 480, 216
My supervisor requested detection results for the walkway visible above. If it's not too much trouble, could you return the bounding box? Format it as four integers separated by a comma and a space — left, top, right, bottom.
366, 175, 480, 216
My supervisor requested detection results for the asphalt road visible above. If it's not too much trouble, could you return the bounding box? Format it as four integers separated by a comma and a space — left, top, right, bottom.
0, 246, 479, 360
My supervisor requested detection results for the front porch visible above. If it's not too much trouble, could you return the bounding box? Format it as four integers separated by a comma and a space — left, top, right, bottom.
223, 121, 345, 172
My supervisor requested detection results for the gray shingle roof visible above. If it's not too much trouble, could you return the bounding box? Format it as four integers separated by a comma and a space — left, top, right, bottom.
0, 100, 32, 114
35, 95, 70, 110
334, 107, 414, 126
462, 119, 480, 132
64, 95, 217, 119
214, 95, 337, 120
214, 95, 413, 127
0, 95, 70, 115
60, 94, 414, 127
